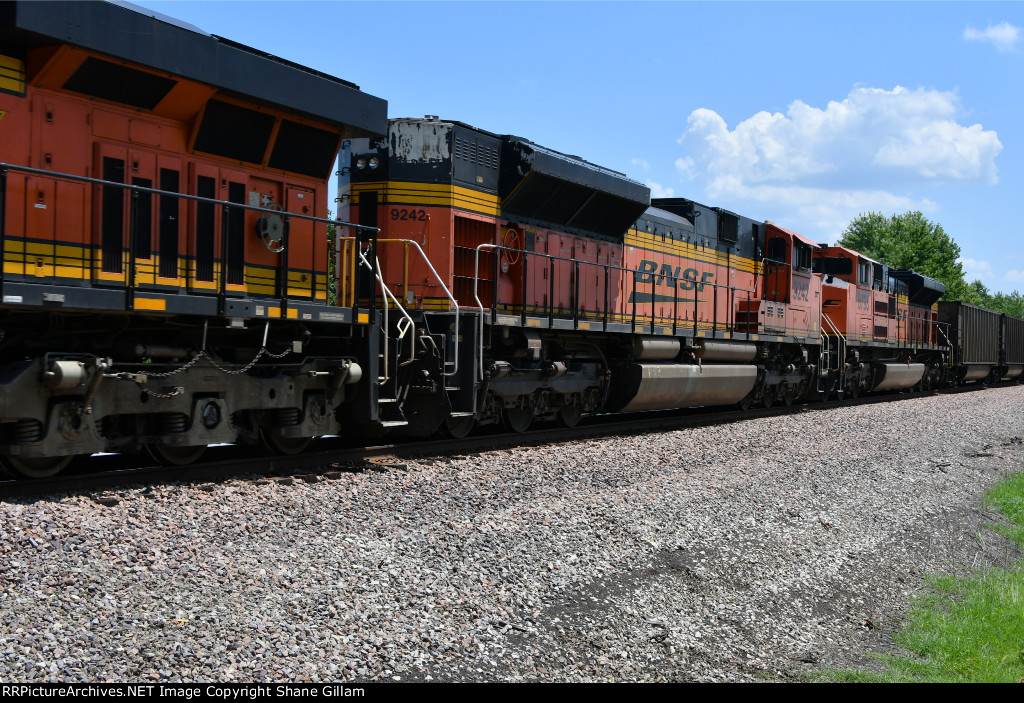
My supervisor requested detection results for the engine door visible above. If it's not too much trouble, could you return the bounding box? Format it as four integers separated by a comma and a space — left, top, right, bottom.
285, 185, 316, 301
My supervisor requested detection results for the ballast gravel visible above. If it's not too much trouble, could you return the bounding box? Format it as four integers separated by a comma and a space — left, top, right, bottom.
2, 387, 1023, 682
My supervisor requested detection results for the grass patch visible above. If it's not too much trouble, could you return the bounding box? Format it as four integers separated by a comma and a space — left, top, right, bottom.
825, 471, 1024, 683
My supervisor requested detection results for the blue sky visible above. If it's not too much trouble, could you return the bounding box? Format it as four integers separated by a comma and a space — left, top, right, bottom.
132, 1, 1024, 294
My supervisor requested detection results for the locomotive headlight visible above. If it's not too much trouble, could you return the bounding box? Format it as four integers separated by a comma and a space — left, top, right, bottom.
368, 156, 380, 169
355, 157, 367, 171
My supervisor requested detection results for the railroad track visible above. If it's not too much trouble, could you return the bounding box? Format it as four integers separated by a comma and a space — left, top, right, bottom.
0, 383, 996, 500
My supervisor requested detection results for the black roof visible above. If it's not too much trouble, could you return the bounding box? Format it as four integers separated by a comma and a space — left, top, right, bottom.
0, 0, 386, 136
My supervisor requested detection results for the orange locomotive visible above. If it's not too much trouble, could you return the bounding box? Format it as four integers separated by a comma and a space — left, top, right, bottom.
0, 1, 386, 475
347, 118, 949, 435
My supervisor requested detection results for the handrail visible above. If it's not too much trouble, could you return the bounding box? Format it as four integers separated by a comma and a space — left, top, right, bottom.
376, 239, 461, 377
472, 241, 760, 380
0, 161, 378, 233
358, 250, 414, 384
472, 241, 758, 311
1, 160, 377, 317
819, 310, 846, 370
473, 244, 499, 381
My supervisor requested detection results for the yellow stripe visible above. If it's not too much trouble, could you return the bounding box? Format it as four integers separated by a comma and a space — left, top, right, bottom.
353, 181, 500, 217
134, 297, 167, 311
625, 230, 762, 274
0, 54, 25, 94
0, 54, 24, 70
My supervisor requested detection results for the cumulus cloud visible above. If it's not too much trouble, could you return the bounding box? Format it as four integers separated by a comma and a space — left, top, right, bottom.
964, 22, 1020, 52
676, 86, 1001, 236
631, 158, 650, 171
959, 257, 995, 282
646, 180, 675, 198
1004, 269, 1024, 284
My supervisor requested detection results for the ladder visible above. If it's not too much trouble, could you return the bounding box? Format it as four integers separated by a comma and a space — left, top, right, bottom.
819, 312, 847, 394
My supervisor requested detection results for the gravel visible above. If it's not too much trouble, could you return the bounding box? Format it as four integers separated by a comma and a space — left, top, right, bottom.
1, 387, 1023, 682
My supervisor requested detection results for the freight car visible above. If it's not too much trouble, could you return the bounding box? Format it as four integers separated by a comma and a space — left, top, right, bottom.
0, 1, 1017, 479
938, 302, 1024, 384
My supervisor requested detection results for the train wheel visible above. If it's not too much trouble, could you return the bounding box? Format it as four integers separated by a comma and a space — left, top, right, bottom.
441, 415, 475, 439
146, 443, 206, 466
502, 406, 533, 433
261, 430, 313, 456
833, 386, 846, 401
1, 454, 73, 478
849, 382, 861, 399
761, 385, 777, 408
556, 405, 583, 428
781, 383, 796, 407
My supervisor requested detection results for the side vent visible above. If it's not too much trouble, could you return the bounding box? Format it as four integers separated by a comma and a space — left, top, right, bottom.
718, 211, 739, 244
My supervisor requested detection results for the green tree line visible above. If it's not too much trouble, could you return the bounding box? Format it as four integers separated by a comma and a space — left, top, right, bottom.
837, 211, 1024, 318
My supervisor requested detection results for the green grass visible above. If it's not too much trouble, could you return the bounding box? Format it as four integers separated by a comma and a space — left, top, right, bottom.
826, 471, 1024, 683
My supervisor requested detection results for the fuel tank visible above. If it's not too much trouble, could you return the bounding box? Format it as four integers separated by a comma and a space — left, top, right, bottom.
608, 363, 757, 413
871, 362, 925, 391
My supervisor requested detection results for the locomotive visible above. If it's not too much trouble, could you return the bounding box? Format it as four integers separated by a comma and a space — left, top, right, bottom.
0, 1, 1018, 478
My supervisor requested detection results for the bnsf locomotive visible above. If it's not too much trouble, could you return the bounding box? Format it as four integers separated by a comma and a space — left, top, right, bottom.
0, 1, 1019, 477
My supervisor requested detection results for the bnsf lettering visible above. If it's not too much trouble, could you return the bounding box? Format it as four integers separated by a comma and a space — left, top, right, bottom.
634, 260, 714, 290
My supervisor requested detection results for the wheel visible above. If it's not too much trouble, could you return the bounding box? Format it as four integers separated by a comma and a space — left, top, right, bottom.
848, 380, 860, 399
441, 415, 475, 439
502, 406, 533, 433
833, 386, 846, 401
781, 383, 796, 407
145, 443, 206, 466
1, 454, 73, 478
761, 385, 777, 409
556, 404, 583, 428
261, 430, 313, 456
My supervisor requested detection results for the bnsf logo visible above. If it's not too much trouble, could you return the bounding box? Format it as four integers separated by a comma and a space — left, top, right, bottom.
634, 260, 714, 291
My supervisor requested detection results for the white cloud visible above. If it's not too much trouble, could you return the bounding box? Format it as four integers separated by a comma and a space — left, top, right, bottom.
959, 257, 995, 282
631, 158, 650, 171
675, 86, 1001, 238
964, 22, 1020, 52
1004, 269, 1024, 284
646, 180, 675, 198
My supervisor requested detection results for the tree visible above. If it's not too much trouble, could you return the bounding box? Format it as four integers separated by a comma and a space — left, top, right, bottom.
838, 211, 968, 301
837, 211, 1024, 316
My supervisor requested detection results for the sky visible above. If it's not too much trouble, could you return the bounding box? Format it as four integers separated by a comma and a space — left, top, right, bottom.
132, 1, 1024, 294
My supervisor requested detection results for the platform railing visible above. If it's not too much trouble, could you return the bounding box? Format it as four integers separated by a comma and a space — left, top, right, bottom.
0, 161, 378, 320
471, 242, 758, 380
